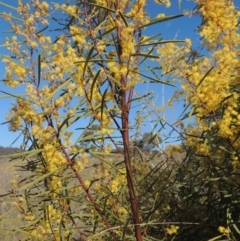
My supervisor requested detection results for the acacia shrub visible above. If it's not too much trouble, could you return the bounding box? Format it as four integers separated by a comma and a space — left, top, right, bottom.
0, 0, 189, 240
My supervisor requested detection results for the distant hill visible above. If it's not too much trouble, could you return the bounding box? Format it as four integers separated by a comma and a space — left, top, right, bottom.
0, 146, 20, 156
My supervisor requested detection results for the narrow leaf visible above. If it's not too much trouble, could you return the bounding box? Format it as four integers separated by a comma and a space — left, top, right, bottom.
232, 224, 240, 234
137, 33, 162, 45
90, 69, 101, 101
178, 0, 182, 9
139, 39, 184, 47
131, 71, 176, 86
131, 53, 159, 59
207, 235, 224, 241
89, 151, 119, 172
0, 148, 43, 158
140, 14, 183, 28
19, 165, 66, 191
43, 77, 72, 103
0, 13, 23, 21
128, 93, 151, 104
88, 2, 116, 13
196, 67, 214, 88
41, 36, 60, 59
74, 59, 118, 64
0, 2, 18, 11
97, 26, 116, 39
83, 47, 94, 78
0, 93, 26, 99
101, 89, 108, 121
35, 25, 48, 35
105, 74, 122, 86
139, 45, 155, 65
90, 151, 122, 156
118, 10, 128, 27
53, 3, 82, 21
57, 115, 72, 133
37, 55, 41, 87
0, 54, 30, 71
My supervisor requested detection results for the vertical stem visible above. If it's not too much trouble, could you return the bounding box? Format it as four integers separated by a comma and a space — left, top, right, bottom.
121, 90, 143, 241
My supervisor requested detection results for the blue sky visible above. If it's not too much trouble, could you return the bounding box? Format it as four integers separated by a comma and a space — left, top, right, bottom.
0, 0, 238, 148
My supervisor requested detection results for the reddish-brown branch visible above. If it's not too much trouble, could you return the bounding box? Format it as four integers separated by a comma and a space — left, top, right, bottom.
117, 7, 143, 241
73, 1, 143, 240
30, 42, 111, 240
58, 139, 119, 241
121, 90, 143, 241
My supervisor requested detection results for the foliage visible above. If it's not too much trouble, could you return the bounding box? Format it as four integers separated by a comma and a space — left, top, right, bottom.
162, 0, 240, 240
0, 0, 186, 240
0, 0, 240, 241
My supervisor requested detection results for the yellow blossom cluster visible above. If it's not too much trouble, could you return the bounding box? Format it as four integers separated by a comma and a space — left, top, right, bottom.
108, 61, 127, 81
218, 226, 230, 235
24, 211, 35, 221
120, 27, 135, 59
70, 25, 86, 46
134, 0, 146, 20
42, 144, 66, 172
166, 225, 179, 235
104, 144, 113, 154
85, 78, 103, 103
126, 0, 149, 25
96, 0, 107, 7
118, 206, 128, 216
196, 0, 240, 49
110, 168, 127, 194
0, 0, 192, 239
41, 143, 68, 199
74, 152, 89, 172
232, 155, 239, 168
17, 1, 49, 46
59, 4, 79, 16
6, 99, 44, 131
157, 39, 191, 75
35, 1, 49, 18
125, 71, 142, 90
4, 36, 21, 56
32, 125, 55, 143
165, 144, 183, 155
28, 203, 70, 240
174, 0, 240, 164
17, 1, 30, 17
119, 0, 130, 12
95, 111, 113, 134
3, 59, 27, 88
25, 83, 38, 102
156, 13, 166, 19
